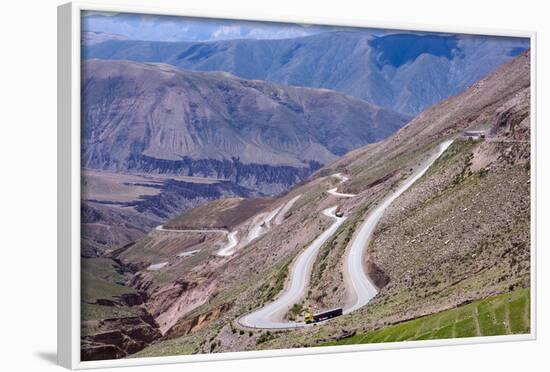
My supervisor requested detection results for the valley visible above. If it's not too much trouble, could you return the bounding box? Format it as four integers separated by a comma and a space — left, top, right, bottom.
79, 13, 531, 361
81, 169, 255, 257
83, 31, 528, 116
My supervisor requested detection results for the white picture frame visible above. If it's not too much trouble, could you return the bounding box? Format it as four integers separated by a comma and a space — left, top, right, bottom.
58, 1, 537, 369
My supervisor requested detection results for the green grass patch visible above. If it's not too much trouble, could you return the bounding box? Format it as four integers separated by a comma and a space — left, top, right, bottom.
290, 303, 304, 316
257, 331, 276, 345
81, 257, 135, 303
320, 288, 530, 346
81, 302, 141, 322
82, 258, 126, 283
260, 259, 292, 304
81, 257, 138, 322
81, 271, 136, 303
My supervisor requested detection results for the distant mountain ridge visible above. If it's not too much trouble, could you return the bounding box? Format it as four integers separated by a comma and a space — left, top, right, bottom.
82, 59, 409, 194
82, 52, 531, 360
83, 31, 528, 115
82, 13, 343, 42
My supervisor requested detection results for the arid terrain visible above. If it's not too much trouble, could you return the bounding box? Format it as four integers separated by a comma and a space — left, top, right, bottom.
80, 47, 531, 360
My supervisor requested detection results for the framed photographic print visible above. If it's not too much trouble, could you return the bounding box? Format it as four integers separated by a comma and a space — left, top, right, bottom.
57, 1, 536, 369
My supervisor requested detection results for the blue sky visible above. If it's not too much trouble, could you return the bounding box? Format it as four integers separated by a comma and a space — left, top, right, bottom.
81, 11, 381, 42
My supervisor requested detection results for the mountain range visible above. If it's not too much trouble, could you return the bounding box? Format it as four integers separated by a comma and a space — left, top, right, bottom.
83, 31, 528, 115
82, 12, 343, 42
80, 50, 531, 360
82, 59, 410, 194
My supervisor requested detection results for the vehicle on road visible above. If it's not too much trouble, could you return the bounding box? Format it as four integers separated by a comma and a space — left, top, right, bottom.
304, 307, 343, 324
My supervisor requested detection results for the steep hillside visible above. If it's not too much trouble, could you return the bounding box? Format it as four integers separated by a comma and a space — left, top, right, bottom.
83, 31, 528, 115
82, 59, 409, 194
82, 51, 530, 359
81, 257, 162, 360
163, 197, 274, 231
322, 288, 530, 345
129, 50, 530, 356
81, 171, 255, 256
288, 50, 531, 342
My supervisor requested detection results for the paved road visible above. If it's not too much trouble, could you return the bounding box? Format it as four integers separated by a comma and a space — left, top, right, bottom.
177, 249, 201, 258
327, 187, 356, 198
274, 195, 302, 225
154, 225, 228, 234
327, 173, 355, 197
244, 195, 301, 246
233, 195, 303, 255
246, 206, 282, 244
154, 225, 235, 257
332, 173, 349, 183
155, 196, 303, 258
239, 141, 454, 328
344, 140, 453, 313
216, 231, 239, 257
238, 206, 347, 329
147, 262, 169, 271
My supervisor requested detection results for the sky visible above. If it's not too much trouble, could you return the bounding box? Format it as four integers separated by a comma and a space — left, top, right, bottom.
81, 11, 381, 43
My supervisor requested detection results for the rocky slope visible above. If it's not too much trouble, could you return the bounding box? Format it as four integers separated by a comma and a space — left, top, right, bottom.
277, 50, 531, 345
80, 258, 163, 361
81, 56, 408, 256
83, 31, 528, 115
81, 172, 256, 257
81, 51, 530, 359
119, 51, 530, 358
82, 59, 408, 181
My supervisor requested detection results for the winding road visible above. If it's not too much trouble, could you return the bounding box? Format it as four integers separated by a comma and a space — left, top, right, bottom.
238, 140, 454, 329
274, 195, 302, 225
154, 194, 305, 258
326, 173, 355, 197
216, 231, 239, 257
239, 206, 347, 329
246, 206, 283, 244
327, 188, 356, 198
153, 224, 235, 257
154, 225, 227, 234
344, 140, 453, 313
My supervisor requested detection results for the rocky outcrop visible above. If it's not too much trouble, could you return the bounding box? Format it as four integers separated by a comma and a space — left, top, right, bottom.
132, 178, 255, 220
81, 59, 409, 175
81, 343, 126, 361
126, 155, 322, 197
87, 291, 147, 308
366, 259, 390, 289
115, 292, 146, 307
81, 313, 162, 361
164, 302, 233, 340
146, 278, 218, 334
488, 75, 530, 141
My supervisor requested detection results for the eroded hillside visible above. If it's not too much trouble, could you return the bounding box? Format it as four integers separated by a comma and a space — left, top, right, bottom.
81, 51, 531, 359
83, 31, 528, 115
